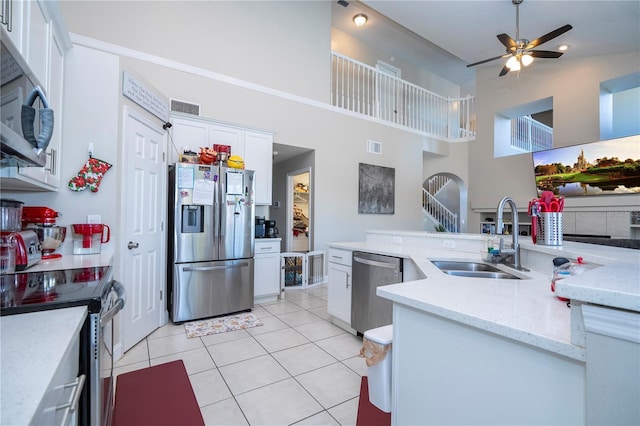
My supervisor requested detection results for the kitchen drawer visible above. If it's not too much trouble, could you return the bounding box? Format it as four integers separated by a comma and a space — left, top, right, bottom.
328, 248, 352, 267
31, 336, 82, 426
255, 240, 280, 254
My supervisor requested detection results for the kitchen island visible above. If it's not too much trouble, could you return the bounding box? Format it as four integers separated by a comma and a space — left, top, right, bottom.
328, 231, 639, 425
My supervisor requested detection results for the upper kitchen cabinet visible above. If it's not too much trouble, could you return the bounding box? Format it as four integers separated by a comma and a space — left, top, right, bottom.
0, 0, 71, 191
170, 114, 275, 205
1, 0, 70, 94
1, 0, 24, 52
244, 131, 273, 205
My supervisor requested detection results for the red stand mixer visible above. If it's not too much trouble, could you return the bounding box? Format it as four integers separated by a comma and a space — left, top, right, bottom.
21, 206, 66, 260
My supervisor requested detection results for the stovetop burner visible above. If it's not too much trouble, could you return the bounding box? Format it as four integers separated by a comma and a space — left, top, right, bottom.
0, 266, 111, 315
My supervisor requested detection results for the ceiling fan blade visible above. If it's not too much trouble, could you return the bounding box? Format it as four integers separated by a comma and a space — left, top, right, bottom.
529, 50, 564, 59
497, 33, 517, 51
527, 24, 573, 49
499, 65, 511, 77
467, 53, 511, 68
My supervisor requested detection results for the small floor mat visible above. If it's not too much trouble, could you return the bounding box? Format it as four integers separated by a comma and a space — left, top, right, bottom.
184, 312, 263, 338
114, 360, 204, 426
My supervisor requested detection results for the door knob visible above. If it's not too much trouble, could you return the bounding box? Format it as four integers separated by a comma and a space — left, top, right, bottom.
127, 241, 139, 250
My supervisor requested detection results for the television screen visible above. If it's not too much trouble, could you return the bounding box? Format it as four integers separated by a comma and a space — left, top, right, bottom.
532, 135, 640, 196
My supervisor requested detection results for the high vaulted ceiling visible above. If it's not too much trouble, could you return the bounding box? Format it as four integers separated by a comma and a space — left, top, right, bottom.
332, 0, 640, 93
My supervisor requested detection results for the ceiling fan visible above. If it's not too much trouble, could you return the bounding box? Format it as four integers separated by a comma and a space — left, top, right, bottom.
467, 0, 572, 77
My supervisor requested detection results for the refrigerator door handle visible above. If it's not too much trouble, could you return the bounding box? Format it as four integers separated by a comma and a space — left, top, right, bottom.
183, 261, 250, 272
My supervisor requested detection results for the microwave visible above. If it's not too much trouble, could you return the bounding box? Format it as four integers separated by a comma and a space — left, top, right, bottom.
0, 31, 49, 167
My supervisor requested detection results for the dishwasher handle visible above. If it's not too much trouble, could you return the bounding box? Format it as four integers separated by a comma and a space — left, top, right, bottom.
353, 255, 399, 270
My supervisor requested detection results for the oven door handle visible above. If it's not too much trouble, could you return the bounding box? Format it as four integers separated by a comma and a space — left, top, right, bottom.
100, 280, 126, 326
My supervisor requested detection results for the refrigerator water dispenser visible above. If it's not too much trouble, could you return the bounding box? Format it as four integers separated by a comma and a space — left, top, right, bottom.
181, 205, 204, 233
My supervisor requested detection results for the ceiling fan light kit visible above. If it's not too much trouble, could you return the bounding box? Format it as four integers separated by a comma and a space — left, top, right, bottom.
467, 0, 572, 76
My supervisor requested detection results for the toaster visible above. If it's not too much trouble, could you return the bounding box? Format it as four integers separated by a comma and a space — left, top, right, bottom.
13, 230, 42, 270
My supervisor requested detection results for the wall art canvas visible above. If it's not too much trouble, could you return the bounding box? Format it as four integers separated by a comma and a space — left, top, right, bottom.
532, 135, 640, 197
358, 163, 395, 214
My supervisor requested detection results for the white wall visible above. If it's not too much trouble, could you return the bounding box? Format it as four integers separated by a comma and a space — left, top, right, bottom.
331, 28, 462, 98
59, 1, 331, 103
11, 45, 121, 256
49, 1, 428, 255
466, 51, 640, 232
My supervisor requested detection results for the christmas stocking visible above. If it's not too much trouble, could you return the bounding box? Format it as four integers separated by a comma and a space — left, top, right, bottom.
68, 157, 112, 192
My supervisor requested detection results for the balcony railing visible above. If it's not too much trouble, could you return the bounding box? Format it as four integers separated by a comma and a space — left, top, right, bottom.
331, 52, 475, 141
510, 115, 553, 152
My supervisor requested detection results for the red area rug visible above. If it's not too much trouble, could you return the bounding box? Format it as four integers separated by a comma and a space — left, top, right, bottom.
357, 376, 391, 426
114, 360, 204, 426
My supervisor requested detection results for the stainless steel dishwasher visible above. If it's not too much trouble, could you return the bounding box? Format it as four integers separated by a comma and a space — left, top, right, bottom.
351, 251, 403, 334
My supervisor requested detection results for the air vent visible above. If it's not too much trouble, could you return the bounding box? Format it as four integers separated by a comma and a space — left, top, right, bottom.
170, 99, 200, 116
367, 140, 382, 154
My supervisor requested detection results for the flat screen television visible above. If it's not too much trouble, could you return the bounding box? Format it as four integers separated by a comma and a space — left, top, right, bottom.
532, 135, 640, 197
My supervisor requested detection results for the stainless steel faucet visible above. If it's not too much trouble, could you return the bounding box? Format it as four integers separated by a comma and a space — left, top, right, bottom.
494, 196, 526, 271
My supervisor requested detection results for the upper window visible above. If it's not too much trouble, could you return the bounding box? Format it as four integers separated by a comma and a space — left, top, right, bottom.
510, 111, 553, 152
600, 72, 640, 140
494, 97, 553, 158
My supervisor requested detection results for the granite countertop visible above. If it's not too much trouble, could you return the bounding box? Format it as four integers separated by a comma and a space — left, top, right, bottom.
328, 234, 639, 361
0, 306, 88, 425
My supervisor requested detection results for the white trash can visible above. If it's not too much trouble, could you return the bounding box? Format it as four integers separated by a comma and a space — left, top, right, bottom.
362, 324, 393, 413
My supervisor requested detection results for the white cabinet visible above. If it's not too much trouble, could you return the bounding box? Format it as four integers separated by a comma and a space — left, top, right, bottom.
25, 0, 51, 89
170, 114, 274, 205
169, 116, 209, 163
244, 131, 273, 205
327, 248, 353, 330
31, 335, 82, 426
0, 0, 70, 191
254, 238, 281, 302
1, 0, 25, 51
210, 123, 244, 158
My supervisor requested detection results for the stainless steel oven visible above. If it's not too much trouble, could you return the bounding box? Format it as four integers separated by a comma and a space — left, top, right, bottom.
0, 266, 125, 425
94, 280, 125, 426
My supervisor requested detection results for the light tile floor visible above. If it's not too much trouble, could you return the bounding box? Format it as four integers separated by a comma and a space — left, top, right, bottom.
114, 284, 366, 425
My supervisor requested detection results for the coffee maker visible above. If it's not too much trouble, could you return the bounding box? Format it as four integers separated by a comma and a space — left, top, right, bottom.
265, 220, 278, 238
255, 216, 265, 238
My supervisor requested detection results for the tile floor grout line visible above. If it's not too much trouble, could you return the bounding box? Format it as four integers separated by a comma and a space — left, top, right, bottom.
115, 285, 362, 425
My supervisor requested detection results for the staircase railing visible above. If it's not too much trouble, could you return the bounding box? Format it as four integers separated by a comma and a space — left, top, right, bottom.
422, 188, 459, 233
331, 52, 475, 141
428, 175, 451, 195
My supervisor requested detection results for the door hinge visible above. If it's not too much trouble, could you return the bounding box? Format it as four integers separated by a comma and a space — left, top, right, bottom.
163, 152, 165, 162
160, 290, 163, 300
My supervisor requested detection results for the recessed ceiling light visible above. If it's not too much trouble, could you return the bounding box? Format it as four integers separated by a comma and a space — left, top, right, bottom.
558, 44, 569, 51
353, 14, 368, 27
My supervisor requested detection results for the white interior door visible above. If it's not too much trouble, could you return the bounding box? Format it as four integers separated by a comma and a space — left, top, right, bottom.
120, 106, 167, 353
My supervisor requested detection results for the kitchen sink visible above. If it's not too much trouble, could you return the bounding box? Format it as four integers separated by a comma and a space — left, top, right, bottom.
429, 260, 523, 280
430, 261, 502, 273
442, 270, 521, 279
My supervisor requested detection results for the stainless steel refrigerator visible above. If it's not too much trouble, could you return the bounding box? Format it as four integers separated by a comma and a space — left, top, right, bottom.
167, 162, 255, 323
